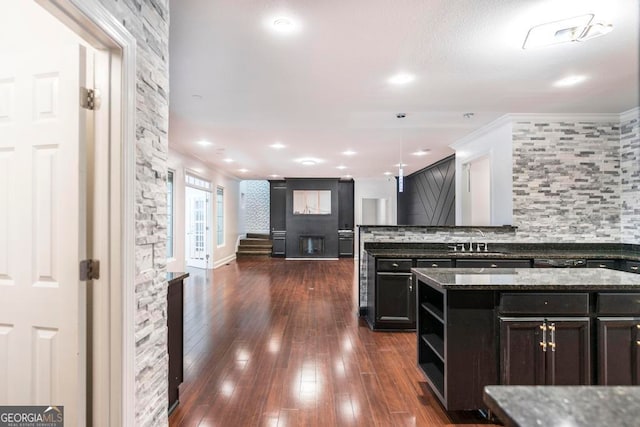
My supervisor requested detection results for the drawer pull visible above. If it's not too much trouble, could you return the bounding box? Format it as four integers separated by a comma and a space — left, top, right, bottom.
637, 340, 640, 346
540, 324, 547, 352
392, 263, 399, 268
549, 323, 556, 352
632, 266, 639, 271
599, 264, 607, 268
431, 263, 438, 267
490, 264, 498, 268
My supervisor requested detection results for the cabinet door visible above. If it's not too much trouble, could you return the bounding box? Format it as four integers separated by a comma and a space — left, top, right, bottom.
546, 318, 591, 385
598, 318, 640, 385
338, 237, 353, 256
500, 318, 546, 385
376, 273, 415, 325
272, 235, 286, 256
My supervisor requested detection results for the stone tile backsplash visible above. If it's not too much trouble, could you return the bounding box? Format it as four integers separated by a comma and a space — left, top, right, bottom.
512, 120, 621, 242
621, 115, 640, 245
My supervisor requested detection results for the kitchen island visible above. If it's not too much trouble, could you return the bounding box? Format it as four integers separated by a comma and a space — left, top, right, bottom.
483, 385, 640, 427
412, 267, 640, 412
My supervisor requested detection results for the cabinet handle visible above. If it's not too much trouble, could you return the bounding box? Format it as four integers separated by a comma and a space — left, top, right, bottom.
632, 266, 639, 271
636, 340, 640, 346
539, 324, 547, 352
392, 263, 399, 268
490, 264, 498, 268
549, 323, 556, 352
409, 277, 413, 293
599, 264, 607, 268
431, 263, 438, 267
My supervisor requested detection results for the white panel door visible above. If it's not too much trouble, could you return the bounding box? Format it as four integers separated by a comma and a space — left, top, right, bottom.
0, 42, 88, 424
185, 186, 210, 269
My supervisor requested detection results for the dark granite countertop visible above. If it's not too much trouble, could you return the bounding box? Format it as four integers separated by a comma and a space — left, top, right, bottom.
167, 272, 189, 283
412, 268, 640, 290
484, 386, 640, 427
363, 243, 640, 261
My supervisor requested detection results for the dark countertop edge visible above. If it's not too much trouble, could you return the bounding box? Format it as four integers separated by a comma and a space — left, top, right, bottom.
365, 249, 640, 261
358, 225, 517, 231
483, 388, 518, 427
167, 272, 189, 283
412, 268, 640, 290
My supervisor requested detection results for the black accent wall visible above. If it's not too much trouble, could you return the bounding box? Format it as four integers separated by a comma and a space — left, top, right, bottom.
397, 155, 455, 225
269, 178, 354, 258
285, 179, 340, 258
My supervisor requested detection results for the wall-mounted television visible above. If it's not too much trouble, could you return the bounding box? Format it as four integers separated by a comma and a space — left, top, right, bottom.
293, 190, 331, 215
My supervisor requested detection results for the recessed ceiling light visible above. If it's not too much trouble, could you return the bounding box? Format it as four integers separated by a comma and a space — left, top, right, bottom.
238, 168, 249, 173
197, 139, 213, 147
388, 72, 415, 85
342, 150, 356, 156
383, 171, 393, 176
296, 157, 323, 165
223, 158, 234, 163
394, 163, 408, 167
579, 22, 614, 42
412, 149, 430, 156
554, 75, 587, 87
269, 174, 280, 178
336, 165, 347, 170
270, 16, 300, 34
523, 14, 594, 49
343, 174, 353, 178
270, 142, 286, 149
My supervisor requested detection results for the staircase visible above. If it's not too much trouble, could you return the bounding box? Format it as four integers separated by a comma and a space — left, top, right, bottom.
236, 233, 273, 257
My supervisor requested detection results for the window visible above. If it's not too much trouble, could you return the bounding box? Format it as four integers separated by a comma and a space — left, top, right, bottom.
167, 170, 174, 258
216, 186, 224, 246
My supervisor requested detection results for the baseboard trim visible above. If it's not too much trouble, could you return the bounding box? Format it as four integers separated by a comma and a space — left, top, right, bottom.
214, 253, 236, 269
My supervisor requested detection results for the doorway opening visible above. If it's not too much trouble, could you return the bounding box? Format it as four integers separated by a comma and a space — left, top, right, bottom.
185, 185, 212, 269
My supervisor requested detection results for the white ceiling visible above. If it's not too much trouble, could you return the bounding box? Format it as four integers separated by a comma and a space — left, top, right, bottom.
168, 0, 639, 180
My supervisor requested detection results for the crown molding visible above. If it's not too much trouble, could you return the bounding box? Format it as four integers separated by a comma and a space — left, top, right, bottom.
620, 107, 640, 123
450, 114, 512, 150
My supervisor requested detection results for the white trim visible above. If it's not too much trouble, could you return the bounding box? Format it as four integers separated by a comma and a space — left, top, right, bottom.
213, 253, 236, 268
450, 115, 512, 150
508, 112, 623, 122
451, 112, 627, 150
170, 144, 241, 182
43, 1, 137, 425
620, 107, 640, 123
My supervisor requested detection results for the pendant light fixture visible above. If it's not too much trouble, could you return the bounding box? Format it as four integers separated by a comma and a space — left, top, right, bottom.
396, 113, 406, 193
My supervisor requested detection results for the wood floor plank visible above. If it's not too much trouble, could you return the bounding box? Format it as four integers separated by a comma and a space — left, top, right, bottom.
169, 258, 498, 427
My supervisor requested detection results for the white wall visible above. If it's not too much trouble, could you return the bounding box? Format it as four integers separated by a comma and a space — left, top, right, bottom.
167, 149, 241, 271
451, 116, 513, 226
354, 177, 398, 225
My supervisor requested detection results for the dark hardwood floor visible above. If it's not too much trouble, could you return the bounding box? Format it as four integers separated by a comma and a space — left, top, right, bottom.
169, 258, 498, 427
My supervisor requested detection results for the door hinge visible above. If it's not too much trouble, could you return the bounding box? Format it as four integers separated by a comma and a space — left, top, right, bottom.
80, 87, 97, 110
80, 259, 100, 281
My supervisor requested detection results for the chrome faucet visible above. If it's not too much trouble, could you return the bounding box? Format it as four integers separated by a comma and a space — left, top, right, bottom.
471, 229, 488, 252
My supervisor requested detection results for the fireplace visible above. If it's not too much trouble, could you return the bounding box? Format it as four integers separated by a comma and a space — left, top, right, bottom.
299, 235, 325, 256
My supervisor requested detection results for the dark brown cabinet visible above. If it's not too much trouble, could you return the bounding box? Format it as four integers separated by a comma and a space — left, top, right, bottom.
376, 272, 414, 326
597, 318, 640, 385
456, 259, 532, 268
167, 272, 188, 414
271, 230, 286, 257
587, 259, 619, 269
366, 257, 416, 330
500, 318, 591, 386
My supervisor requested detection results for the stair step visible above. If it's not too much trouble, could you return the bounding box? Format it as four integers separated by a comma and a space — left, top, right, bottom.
246, 233, 270, 239
239, 238, 273, 247
236, 248, 272, 256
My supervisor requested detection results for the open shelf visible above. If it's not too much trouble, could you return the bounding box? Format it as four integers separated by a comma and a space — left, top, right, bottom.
421, 333, 444, 362
420, 362, 444, 397
420, 301, 444, 324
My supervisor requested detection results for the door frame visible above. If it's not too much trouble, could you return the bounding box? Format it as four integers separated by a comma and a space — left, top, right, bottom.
37, 0, 136, 425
